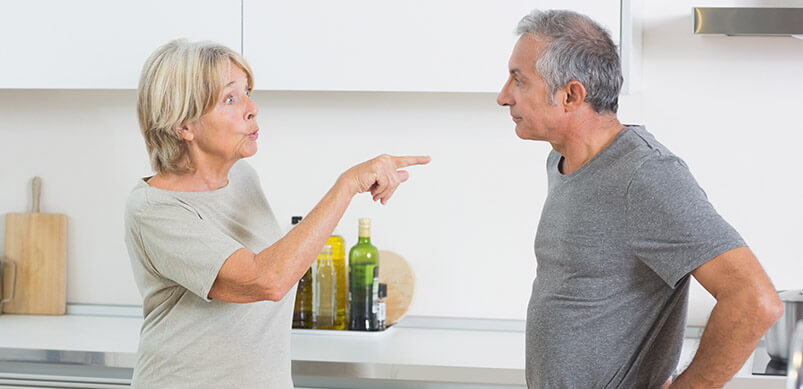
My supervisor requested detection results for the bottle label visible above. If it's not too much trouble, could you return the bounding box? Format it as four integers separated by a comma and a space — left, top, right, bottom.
378, 301, 386, 322
371, 267, 380, 314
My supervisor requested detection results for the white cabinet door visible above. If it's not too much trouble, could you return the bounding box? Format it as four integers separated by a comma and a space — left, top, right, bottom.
0, 0, 241, 89
243, 0, 622, 93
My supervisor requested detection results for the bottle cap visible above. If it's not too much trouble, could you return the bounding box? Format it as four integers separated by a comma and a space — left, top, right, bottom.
378, 283, 387, 298
291, 216, 303, 225
358, 218, 371, 237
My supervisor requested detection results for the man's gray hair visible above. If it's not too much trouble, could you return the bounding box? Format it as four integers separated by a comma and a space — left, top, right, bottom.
516, 9, 622, 113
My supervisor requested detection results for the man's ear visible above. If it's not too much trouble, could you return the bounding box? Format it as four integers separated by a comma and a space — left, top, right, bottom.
175, 123, 195, 141
562, 81, 587, 112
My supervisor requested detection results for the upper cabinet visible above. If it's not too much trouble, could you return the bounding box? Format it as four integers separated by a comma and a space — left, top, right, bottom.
0, 1, 640, 92
243, 0, 638, 93
0, 0, 241, 89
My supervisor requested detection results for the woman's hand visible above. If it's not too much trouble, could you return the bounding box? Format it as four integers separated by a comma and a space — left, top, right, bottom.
340, 154, 430, 204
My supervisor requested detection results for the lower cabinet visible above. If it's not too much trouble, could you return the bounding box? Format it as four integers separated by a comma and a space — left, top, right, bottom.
0, 363, 131, 388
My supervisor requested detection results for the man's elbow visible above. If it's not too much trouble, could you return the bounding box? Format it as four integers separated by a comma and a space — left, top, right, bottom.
752, 288, 784, 330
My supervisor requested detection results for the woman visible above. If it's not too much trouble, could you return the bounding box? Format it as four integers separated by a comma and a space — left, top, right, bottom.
124, 39, 429, 388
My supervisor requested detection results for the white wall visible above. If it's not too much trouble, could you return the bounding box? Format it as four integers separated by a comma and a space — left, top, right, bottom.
1, 1, 801, 325
0, 90, 547, 320
638, 1, 803, 324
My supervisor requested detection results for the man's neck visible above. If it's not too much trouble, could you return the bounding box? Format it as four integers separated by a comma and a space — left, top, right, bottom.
552, 113, 624, 175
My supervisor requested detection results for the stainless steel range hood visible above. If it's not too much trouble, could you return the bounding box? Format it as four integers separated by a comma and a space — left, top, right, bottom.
693, 7, 803, 36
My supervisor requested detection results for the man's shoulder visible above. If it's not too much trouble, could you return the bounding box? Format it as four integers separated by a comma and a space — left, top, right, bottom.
610, 125, 686, 174
619, 125, 677, 158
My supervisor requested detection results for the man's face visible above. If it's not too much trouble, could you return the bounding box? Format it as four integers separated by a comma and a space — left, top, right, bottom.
496, 35, 565, 142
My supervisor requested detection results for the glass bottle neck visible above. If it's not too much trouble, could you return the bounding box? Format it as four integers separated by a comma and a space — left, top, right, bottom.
318, 256, 333, 267
357, 236, 371, 245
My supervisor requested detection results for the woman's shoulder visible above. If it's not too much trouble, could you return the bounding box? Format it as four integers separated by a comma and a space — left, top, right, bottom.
125, 177, 188, 217
229, 160, 262, 190
125, 178, 151, 208
231, 159, 257, 178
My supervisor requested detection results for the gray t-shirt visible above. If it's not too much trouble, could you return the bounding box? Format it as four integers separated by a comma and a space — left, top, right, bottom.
526, 125, 745, 388
124, 160, 293, 388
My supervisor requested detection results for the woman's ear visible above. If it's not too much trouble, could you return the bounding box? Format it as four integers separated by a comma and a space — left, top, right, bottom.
175, 123, 195, 141
562, 81, 587, 112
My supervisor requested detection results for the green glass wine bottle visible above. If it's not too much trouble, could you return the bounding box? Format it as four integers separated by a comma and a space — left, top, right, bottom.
348, 218, 380, 331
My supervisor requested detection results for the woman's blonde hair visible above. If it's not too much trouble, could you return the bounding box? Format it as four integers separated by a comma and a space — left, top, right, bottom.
136, 39, 254, 174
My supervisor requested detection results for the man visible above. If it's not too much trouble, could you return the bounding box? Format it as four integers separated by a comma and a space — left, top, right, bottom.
497, 9, 783, 388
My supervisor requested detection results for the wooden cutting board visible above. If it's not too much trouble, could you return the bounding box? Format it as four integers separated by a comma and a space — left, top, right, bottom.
3, 177, 67, 315
378, 250, 414, 327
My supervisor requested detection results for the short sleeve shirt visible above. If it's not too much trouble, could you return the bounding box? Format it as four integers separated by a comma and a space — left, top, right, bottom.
525, 126, 745, 388
124, 160, 293, 388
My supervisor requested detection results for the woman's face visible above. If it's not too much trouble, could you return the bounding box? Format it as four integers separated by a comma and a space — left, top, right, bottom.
185, 62, 259, 165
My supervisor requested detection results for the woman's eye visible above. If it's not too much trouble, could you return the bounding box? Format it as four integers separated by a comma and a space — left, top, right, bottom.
245, 89, 251, 97
224, 96, 233, 104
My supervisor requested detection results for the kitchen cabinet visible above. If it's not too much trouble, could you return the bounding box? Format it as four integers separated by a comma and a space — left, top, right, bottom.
0, 1, 640, 92
0, 314, 787, 389
243, 0, 641, 93
0, 0, 241, 89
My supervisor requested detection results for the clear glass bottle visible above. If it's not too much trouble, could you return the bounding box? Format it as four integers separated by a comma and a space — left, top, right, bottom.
291, 216, 313, 329
349, 218, 380, 331
313, 244, 336, 329
377, 282, 387, 331
325, 232, 348, 330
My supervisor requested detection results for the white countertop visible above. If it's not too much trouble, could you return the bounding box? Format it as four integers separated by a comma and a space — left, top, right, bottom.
0, 313, 787, 388
0, 314, 524, 369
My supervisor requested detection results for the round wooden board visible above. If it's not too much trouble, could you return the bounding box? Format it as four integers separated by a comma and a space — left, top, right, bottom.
378, 250, 414, 327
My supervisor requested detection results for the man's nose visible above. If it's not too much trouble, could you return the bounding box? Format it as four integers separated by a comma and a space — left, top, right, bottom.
497, 80, 512, 107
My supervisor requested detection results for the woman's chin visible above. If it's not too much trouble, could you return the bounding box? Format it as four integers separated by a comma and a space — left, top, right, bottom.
240, 144, 258, 159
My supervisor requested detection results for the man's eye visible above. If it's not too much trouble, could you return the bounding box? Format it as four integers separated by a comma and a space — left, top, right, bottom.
514, 78, 521, 86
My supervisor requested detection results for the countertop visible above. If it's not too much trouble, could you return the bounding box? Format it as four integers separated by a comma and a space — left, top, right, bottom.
0, 311, 788, 388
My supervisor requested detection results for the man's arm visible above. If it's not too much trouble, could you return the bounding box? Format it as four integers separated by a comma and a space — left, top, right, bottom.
671, 246, 783, 388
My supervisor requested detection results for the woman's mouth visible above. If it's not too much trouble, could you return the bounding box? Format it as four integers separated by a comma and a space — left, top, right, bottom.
248, 129, 259, 140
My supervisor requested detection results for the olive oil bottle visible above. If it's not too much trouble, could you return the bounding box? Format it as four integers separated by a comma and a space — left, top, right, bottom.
313, 245, 336, 329
349, 218, 380, 331
291, 216, 313, 329
325, 233, 348, 330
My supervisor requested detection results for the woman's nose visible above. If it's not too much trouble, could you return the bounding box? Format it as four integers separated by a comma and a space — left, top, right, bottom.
246, 96, 258, 120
